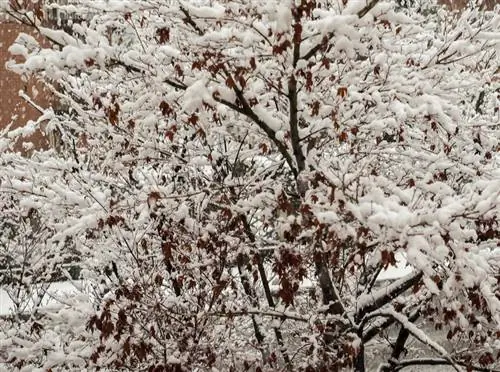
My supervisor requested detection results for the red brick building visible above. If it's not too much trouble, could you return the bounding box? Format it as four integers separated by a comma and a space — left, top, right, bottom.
1, 17, 52, 153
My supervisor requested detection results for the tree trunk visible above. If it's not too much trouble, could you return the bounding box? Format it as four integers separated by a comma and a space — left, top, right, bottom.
354, 341, 365, 372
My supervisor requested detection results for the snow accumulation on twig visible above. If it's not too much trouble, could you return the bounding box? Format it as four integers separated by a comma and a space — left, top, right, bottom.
356, 270, 422, 316
383, 357, 500, 372
370, 307, 463, 372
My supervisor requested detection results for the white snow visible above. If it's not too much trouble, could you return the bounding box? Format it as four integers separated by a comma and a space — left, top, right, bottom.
0, 281, 86, 316
376, 253, 413, 281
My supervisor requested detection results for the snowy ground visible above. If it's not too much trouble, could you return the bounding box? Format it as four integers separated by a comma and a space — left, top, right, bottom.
0, 280, 85, 316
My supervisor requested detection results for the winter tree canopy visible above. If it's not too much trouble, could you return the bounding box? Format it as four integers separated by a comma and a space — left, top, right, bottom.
0, 0, 499, 371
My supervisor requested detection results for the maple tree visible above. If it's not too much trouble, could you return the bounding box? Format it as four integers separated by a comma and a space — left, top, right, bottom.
0, 0, 499, 371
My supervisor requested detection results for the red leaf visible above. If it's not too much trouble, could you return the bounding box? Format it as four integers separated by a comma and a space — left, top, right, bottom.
337, 87, 348, 98
84, 58, 95, 67
188, 113, 199, 125
380, 20, 391, 29
175, 64, 184, 77
156, 27, 170, 44
272, 39, 291, 55
321, 57, 330, 69
381, 250, 396, 268
278, 277, 295, 305
225, 76, 236, 89
196, 128, 206, 139
305, 71, 313, 92
338, 131, 348, 143
238, 75, 246, 89
259, 143, 268, 154
159, 101, 173, 116
154, 274, 163, 286
107, 102, 120, 126
311, 101, 320, 117
293, 22, 302, 44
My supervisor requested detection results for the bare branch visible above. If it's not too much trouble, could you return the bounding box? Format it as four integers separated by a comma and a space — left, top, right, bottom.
179, 6, 205, 36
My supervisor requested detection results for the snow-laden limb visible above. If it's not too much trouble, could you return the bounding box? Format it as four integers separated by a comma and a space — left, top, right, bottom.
208, 308, 309, 323
383, 358, 500, 372
367, 307, 462, 371
356, 270, 423, 319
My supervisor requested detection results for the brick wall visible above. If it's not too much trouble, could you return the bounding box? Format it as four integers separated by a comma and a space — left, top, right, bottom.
0, 21, 52, 153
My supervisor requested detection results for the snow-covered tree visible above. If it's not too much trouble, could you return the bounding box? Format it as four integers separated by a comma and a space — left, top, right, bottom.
1, 0, 499, 371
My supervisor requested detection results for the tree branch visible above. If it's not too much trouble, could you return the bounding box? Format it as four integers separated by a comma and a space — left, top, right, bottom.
209, 309, 308, 323
356, 271, 423, 322
390, 358, 500, 372
362, 316, 394, 343
220, 66, 298, 177
239, 214, 292, 369
379, 309, 421, 371
288, 10, 305, 175
368, 308, 462, 372
10, 5, 298, 179
301, 0, 381, 61
179, 6, 205, 36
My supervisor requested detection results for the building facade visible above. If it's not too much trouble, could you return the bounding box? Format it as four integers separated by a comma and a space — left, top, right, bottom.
0, 16, 52, 153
